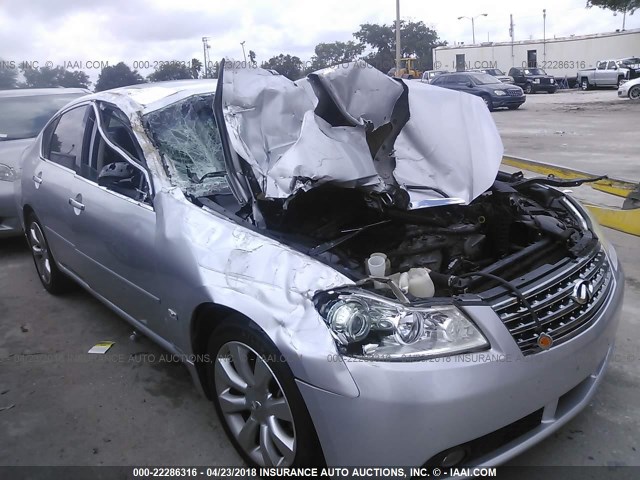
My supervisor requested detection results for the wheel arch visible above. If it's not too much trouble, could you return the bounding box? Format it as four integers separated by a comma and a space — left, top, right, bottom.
190, 302, 253, 399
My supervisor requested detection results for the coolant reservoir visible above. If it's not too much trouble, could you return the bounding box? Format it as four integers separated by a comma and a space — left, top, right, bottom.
407, 268, 435, 298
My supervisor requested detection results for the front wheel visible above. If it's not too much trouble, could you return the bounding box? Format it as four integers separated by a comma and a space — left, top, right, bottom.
581, 78, 590, 91
25, 215, 73, 294
524, 83, 533, 94
629, 85, 640, 100
207, 321, 325, 467
481, 95, 494, 111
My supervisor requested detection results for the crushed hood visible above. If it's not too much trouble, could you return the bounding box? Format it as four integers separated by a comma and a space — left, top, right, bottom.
220, 61, 503, 206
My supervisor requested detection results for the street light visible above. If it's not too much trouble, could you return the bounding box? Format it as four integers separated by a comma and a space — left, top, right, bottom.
240, 41, 247, 63
457, 13, 488, 44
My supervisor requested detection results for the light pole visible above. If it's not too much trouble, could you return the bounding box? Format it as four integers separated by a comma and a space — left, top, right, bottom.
240, 41, 247, 63
395, 0, 401, 75
543, 9, 546, 62
457, 13, 488, 45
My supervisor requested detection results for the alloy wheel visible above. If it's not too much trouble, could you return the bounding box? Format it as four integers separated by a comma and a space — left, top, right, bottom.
629, 86, 640, 100
29, 222, 51, 285
214, 341, 296, 466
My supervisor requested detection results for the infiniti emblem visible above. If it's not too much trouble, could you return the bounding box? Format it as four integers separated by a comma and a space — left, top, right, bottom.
572, 280, 593, 305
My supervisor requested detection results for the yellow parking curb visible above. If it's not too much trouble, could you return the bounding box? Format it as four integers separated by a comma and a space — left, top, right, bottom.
585, 204, 640, 236
502, 155, 640, 237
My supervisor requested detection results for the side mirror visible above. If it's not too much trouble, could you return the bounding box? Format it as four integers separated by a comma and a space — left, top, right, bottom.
467, 81, 474, 88
98, 161, 136, 188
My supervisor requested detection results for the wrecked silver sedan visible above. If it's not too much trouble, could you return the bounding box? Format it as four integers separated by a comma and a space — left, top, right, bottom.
17, 61, 623, 468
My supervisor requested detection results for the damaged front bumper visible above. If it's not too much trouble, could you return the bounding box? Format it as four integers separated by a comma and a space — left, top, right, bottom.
297, 263, 623, 467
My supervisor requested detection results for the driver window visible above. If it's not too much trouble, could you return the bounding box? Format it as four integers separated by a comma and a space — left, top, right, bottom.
607, 61, 616, 70
78, 107, 151, 205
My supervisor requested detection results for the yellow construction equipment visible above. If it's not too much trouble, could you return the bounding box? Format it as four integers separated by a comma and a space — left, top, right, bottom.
502, 155, 640, 237
395, 58, 422, 79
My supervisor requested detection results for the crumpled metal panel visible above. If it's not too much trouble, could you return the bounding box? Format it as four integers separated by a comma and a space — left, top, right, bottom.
222, 62, 503, 204
395, 81, 504, 205
309, 62, 404, 129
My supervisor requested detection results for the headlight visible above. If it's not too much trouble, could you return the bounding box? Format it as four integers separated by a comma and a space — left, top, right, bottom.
550, 78, 555, 83
494, 90, 507, 96
315, 291, 489, 360
0, 163, 16, 182
533, 78, 541, 83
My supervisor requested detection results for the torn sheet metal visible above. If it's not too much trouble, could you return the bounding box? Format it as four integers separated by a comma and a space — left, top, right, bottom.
221, 62, 503, 204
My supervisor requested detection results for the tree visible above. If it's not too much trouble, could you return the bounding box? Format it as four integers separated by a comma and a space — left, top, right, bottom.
261, 54, 303, 80
20, 66, 90, 88
147, 62, 194, 82
587, 0, 638, 13
95, 62, 145, 92
0, 60, 18, 89
308, 41, 365, 72
190, 58, 202, 79
354, 20, 446, 72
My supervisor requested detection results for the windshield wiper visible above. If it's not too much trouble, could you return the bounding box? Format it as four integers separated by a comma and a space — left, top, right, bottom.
186, 168, 227, 184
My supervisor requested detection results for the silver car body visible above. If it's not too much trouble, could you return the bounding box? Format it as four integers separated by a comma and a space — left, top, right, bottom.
16, 65, 623, 468
618, 76, 640, 99
0, 88, 88, 237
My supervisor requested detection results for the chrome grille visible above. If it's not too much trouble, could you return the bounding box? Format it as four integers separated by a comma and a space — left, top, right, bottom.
506, 89, 522, 96
491, 249, 613, 355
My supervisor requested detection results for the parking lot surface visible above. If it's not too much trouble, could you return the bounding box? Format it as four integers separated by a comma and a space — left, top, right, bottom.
1, 88, 638, 468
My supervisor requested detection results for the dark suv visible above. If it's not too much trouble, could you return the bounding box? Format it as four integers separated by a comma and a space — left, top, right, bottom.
430, 72, 526, 111
508, 67, 557, 94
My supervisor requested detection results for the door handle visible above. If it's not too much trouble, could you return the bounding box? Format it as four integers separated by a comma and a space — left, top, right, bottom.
32, 175, 43, 184
33, 173, 43, 189
68, 198, 85, 211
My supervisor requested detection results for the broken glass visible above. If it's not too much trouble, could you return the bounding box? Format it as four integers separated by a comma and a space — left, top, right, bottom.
144, 94, 229, 197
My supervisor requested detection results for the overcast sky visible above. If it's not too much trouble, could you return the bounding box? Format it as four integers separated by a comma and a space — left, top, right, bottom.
1, 0, 638, 83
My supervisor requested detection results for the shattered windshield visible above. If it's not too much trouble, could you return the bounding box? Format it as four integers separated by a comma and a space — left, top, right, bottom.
144, 94, 229, 197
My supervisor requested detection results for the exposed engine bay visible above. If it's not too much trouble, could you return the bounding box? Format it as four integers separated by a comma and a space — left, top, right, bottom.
258, 171, 598, 299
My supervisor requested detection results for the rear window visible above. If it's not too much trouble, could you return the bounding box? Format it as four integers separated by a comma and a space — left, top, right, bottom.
0, 93, 83, 141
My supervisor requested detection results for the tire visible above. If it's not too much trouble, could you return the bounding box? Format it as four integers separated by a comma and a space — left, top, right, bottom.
581, 78, 590, 91
617, 76, 625, 88
25, 214, 74, 294
548, 88, 557, 94
629, 85, 640, 101
207, 319, 325, 467
524, 83, 533, 94
507, 104, 520, 110
481, 95, 494, 111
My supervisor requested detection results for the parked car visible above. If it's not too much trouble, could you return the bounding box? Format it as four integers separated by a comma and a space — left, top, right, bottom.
17, 65, 622, 469
577, 59, 630, 90
618, 77, 640, 100
477, 68, 514, 84
0, 88, 88, 238
508, 67, 557, 94
430, 72, 526, 110
420, 70, 448, 83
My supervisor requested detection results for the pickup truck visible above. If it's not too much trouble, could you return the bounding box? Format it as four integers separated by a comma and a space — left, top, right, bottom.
577, 59, 634, 90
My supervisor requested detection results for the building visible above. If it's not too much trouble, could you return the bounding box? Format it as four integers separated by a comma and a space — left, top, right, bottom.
433, 28, 640, 86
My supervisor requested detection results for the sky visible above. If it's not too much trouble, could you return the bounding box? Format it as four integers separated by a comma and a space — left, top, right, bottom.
1, 0, 638, 84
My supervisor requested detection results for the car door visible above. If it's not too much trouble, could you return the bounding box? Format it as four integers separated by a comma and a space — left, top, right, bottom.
508, 68, 521, 86
70, 102, 163, 332
594, 61, 607, 85
28, 104, 92, 275
606, 61, 619, 85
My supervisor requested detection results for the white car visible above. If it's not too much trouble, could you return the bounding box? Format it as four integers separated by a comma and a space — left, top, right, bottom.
618, 77, 640, 100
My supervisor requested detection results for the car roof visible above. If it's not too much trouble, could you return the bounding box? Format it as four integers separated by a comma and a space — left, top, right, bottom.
72, 79, 218, 114
0, 87, 90, 98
